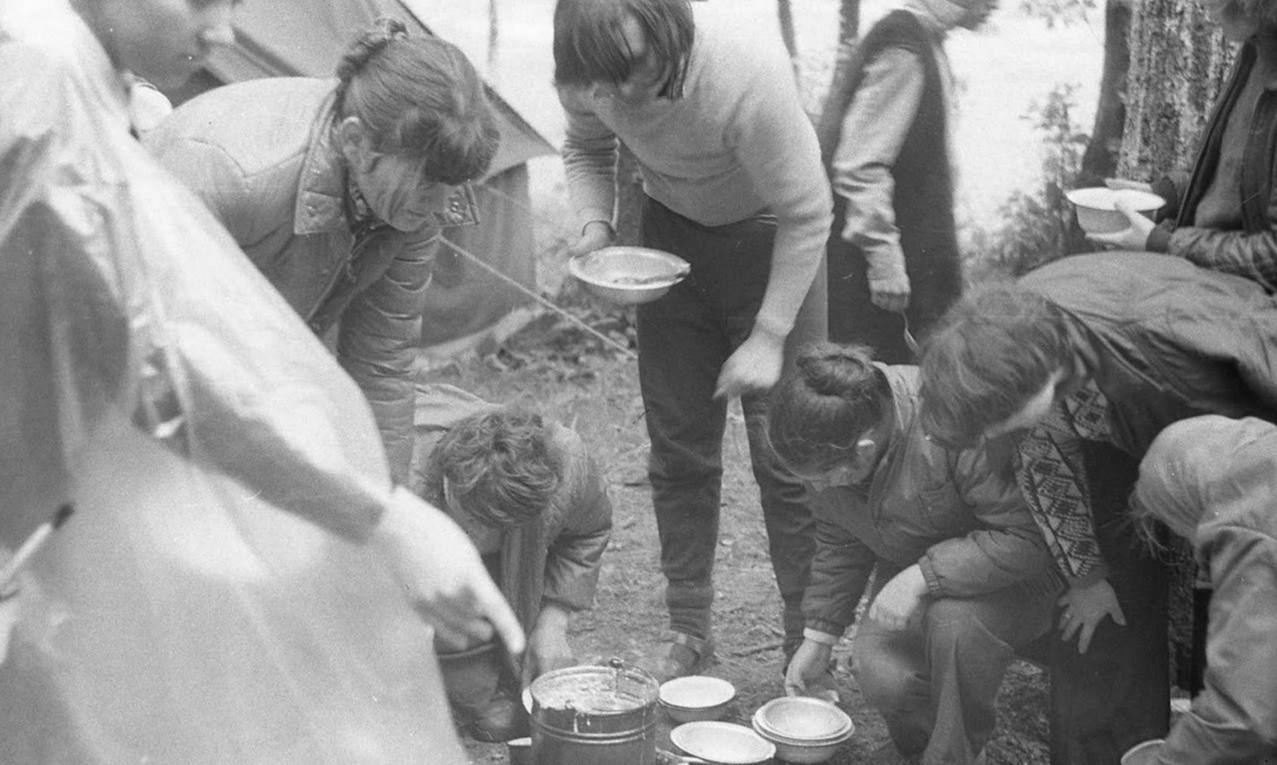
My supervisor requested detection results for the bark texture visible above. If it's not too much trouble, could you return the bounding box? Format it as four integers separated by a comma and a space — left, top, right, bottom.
1119, 0, 1235, 178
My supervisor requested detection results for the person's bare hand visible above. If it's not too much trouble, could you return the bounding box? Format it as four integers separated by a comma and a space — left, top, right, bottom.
867, 564, 929, 631
784, 638, 834, 697
522, 603, 574, 686
869, 271, 911, 313
373, 487, 525, 658
566, 220, 615, 259
1058, 577, 1126, 654
713, 326, 785, 400
1088, 197, 1157, 251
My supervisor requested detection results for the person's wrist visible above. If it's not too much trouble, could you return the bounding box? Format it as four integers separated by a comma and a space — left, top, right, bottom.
537, 601, 572, 630
752, 313, 790, 343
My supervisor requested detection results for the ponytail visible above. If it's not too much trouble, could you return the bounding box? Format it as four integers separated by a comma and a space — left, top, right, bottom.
334, 19, 499, 185
766, 343, 891, 473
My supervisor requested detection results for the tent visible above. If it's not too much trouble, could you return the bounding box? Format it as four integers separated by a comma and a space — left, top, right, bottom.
164, 0, 556, 357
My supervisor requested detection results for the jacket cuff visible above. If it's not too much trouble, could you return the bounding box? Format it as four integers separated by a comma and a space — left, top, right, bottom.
802, 628, 841, 646
1146, 224, 1172, 253
918, 556, 944, 597
804, 617, 848, 639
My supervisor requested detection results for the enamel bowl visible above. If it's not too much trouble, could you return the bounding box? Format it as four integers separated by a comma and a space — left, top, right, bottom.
659, 675, 736, 723
568, 246, 690, 305
670, 721, 776, 764
750, 697, 854, 763
1065, 187, 1165, 235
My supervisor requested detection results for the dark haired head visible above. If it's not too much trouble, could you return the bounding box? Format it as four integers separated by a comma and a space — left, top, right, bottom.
767, 343, 892, 475
432, 409, 562, 528
553, 0, 695, 100
334, 18, 499, 185
917, 282, 1072, 448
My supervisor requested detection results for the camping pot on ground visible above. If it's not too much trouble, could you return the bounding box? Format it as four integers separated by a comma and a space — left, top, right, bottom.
529, 659, 660, 765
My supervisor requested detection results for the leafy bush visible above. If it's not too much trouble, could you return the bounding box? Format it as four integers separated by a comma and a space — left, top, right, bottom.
963, 83, 1092, 282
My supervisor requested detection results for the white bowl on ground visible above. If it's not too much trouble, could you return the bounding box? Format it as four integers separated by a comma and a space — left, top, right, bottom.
750, 696, 854, 763
659, 675, 736, 723
568, 246, 690, 305
1065, 187, 1165, 235
670, 721, 775, 764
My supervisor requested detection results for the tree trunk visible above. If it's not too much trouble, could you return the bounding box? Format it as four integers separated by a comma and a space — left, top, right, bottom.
487, 0, 500, 81
777, 0, 798, 59
1118, 0, 1234, 179
1077, 0, 1132, 187
838, 0, 861, 43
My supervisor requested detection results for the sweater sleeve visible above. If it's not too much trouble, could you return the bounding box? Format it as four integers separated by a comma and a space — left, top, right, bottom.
559, 87, 620, 233
830, 46, 924, 288
727, 54, 833, 336
918, 444, 1053, 597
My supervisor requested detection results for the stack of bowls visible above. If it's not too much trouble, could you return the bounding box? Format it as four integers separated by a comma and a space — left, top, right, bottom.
659, 675, 736, 723
751, 696, 854, 764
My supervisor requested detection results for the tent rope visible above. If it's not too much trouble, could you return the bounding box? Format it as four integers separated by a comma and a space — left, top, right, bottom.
439, 234, 637, 360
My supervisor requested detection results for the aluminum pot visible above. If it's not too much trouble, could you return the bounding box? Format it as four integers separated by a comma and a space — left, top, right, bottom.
529, 660, 660, 765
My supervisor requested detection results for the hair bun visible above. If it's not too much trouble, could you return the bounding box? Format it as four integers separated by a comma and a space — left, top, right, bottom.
337, 17, 409, 83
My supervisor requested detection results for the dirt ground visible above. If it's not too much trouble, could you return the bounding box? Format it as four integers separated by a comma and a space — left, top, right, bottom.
420, 306, 1051, 765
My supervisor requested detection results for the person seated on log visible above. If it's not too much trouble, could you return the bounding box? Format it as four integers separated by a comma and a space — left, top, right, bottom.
768, 343, 1058, 765
1127, 415, 1277, 764
1091, 0, 1277, 294
916, 251, 1277, 763
408, 384, 613, 743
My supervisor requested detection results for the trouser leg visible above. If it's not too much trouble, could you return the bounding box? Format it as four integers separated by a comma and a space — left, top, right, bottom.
1048, 443, 1169, 765
637, 199, 822, 647
637, 288, 727, 641
741, 259, 824, 658
853, 622, 933, 757
856, 577, 1057, 764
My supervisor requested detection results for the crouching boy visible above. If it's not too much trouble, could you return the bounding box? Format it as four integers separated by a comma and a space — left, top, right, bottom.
768, 344, 1058, 764
409, 385, 613, 742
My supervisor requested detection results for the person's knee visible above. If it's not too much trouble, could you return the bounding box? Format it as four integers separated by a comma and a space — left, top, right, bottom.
923, 599, 1014, 666
851, 636, 915, 709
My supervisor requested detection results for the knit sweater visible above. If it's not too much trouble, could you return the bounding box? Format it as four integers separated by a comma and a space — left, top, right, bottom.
558, 14, 832, 336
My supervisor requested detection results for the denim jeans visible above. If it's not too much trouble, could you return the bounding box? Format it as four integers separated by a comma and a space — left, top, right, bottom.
852, 574, 1059, 765
1047, 442, 1170, 765
636, 197, 825, 655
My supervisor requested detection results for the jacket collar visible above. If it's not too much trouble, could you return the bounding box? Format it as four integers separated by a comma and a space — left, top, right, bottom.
857, 363, 920, 487
293, 89, 347, 236
880, 363, 920, 446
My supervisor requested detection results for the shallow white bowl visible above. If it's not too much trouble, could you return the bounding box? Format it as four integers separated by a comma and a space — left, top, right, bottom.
752, 696, 853, 741
751, 719, 852, 764
568, 246, 690, 305
671, 721, 776, 764
1064, 187, 1165, 235
659, 675, 736, 722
